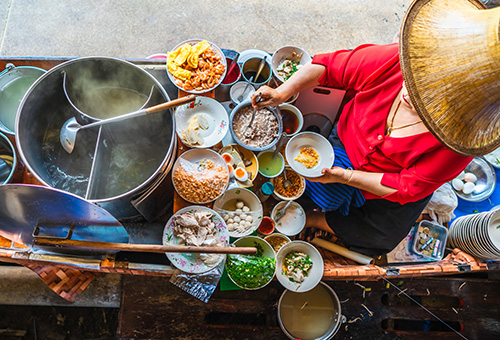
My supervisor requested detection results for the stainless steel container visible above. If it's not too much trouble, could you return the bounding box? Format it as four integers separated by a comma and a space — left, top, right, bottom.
16, 57, 176, 221
0, 63, 46, 135
0, 131, 17, 184
278, 281, 342, 340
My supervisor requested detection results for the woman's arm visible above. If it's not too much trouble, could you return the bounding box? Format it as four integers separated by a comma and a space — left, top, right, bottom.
307, 166, 398, 197
251, 61, 325, 109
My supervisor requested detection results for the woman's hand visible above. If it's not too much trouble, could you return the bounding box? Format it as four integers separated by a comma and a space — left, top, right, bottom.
305, 166, 351, 184
251, 86, 285, 109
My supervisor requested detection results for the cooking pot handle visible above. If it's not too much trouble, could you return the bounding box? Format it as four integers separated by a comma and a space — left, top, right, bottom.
0, 63, 15, 77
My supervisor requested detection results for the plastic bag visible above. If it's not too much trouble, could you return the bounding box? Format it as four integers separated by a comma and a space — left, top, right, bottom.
172, 156, 228, 204
170, 258, 225, 304
422, 183, 458, 225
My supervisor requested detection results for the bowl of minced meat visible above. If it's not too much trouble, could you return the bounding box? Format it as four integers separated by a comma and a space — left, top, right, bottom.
229, 100, 283, 151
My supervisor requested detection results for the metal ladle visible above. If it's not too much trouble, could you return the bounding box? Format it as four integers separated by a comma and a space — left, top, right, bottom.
244, 92, 262, 133
0, 158, 11, 182
60, 95, 196, 154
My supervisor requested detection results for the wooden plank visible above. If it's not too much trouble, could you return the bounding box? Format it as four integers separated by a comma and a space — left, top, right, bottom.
118, 276, 500, 340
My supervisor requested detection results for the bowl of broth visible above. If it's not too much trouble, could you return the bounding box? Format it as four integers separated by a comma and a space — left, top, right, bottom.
278, 103, 303, 136
257, 150, 285, 178
278, 281, 342, 340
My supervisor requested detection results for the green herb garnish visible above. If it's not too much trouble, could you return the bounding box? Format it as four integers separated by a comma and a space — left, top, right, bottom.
227, 254, 276, 289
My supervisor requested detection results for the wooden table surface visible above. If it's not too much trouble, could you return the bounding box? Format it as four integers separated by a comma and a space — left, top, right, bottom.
118, 274, 500, 339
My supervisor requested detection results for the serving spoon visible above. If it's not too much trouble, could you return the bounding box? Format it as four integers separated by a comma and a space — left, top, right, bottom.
60, 95, 196, 154
282, 167, 292, 189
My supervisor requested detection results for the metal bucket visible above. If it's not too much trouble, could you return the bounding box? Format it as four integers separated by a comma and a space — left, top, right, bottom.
0, 63, 46, 135
16, 57, 176, 221
278, 281, 343, 340
0, 132, 17, 184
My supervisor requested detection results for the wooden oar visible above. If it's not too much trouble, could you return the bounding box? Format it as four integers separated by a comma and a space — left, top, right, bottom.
34, 238, 257, 255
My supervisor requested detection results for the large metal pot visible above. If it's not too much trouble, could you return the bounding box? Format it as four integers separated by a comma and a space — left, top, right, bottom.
16, 57, 176, 221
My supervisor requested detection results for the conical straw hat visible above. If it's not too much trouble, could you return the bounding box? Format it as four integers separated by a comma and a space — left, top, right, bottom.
400, 0, 500, 156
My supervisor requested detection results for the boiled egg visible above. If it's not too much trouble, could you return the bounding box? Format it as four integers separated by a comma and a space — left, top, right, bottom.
463, 172, 477, 183
227, 163, 234, 177
451, 178, 464, 191
234, 167, 248, 182
221, 152, 234, 164
463, 182, 475, 195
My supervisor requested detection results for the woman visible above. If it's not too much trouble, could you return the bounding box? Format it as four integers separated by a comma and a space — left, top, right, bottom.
251, 42, 473, 255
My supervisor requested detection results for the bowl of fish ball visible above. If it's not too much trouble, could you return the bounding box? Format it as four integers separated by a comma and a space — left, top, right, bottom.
272, 166, 306, 201
286, 132, 334, 178
264, 233, 291, 253
276, 240, 324, 293
229, 100, 283, 152
213, 187, 263, 238
271, 45, 311, 83
226, 236, 276, 290
451, 156, 495, 202
167, 39, 227, 94
172, 148, 229, 204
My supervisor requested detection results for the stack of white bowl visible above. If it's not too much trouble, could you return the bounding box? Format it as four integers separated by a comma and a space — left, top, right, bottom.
449, 209, 500, 259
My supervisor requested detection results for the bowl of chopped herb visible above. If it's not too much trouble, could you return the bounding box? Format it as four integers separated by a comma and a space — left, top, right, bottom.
226, 236, 276, 290
276, 240, 324, 292
271, 45, 311, 83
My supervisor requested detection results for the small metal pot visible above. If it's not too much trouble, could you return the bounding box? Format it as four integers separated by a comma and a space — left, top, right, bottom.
0, 132, 17, 184
0, 63, 46, 135
278, 281, 343, 340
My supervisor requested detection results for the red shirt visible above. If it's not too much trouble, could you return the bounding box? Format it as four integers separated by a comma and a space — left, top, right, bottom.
312, 43, 473, 204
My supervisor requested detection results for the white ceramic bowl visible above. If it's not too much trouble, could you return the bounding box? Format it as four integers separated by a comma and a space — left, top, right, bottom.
276, 240, 324, 292
166, 39, 227, 94
230, 81, 256, 104
226, 236, 276, 290
272, 166, 306, 201
271, 45, 312, 83
271, 200, 306, 236
484, 147, 500, 169
278, 103, 303, 136
163, 205, 229, 274
175, 96, 229, 148
285, 131, 334, 178
213, 187, 263, 238
172, 148, 229, 204
257, 150, 285, 178
264, 233, 292, 253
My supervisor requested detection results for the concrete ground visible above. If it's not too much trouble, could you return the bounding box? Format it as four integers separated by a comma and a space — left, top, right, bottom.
0, 0, 410, 308
0, 0, 408, 58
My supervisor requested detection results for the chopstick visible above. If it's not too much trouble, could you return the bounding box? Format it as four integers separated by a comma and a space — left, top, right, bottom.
34, 239, 257, 255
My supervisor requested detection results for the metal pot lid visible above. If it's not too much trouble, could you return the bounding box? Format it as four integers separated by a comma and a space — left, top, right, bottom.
0, 184, 129, 249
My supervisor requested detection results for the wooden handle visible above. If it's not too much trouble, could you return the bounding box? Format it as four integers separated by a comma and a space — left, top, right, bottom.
34, 238, 257, 255
145, 95, 196, 114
